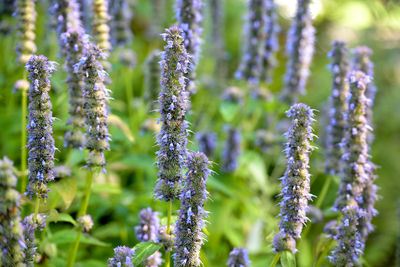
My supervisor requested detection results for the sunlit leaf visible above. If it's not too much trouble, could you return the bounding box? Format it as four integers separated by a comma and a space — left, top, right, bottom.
109, 114, 135, 142
281, 251, 296, 267
132, 242, 162, 265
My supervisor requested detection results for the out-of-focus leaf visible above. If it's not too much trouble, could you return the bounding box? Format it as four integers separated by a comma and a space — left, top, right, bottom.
46, 209, 76, 225
281, 251, 296, 267
76, 260, 105, 267
92, 183, 121, 194
109, 114, 135, 142
246, 219, 264, 253
53, 178, 76, 209
207, 176, 235, 197
48, 229, 109, 247
120, 153, 155, 170
132, 242, 162, 265
238, 151, 268, 191
219, 102, 240, 122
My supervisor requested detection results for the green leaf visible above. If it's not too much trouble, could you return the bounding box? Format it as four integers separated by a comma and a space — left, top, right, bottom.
53, 178, 76, 209
207, 176, 235, 197
281, 251, 296, 267
46, 210, 77, 225
132, 242, 162, 265
219, 102, 240, 122
108, 114, 135, 142
48, 229, 109, 247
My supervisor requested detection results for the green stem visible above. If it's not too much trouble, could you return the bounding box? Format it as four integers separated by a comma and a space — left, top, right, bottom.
314, 239, 333, 267
315, 175, 332, 209
125, 70, 134, 131
165, 201, 172, 267
68, 230, 82, 267
41, 194, 59, 240
20, 83, 28, 193
269, 252, 281, 267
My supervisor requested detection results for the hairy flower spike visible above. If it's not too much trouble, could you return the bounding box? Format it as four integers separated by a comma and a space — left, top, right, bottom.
275, 103, 315, 246
108, 246, 135, 267
110, 0, 133, 46
227, 247, 251, 267
154, 27, 190, 201
78, 214, 94, 232
325, 41, 350, 175
26, 55, 57, 199
235, 0, 266, 84
221, 126, 241, 173
261, 0, 280, 84
15, 0, 37, 64
76, 44, 111, 170
145, 50, 162, 112
176, 0, 203, 93
196, 131, 217, 158
92, 0, 112, 57
63, 29, 88, 149
0, 157, 25, 266
280, 0, 315, 103
174, 152, 211, 267
331, 71, 372, 265
22, 213, 46, 266
135, 208, 162, 267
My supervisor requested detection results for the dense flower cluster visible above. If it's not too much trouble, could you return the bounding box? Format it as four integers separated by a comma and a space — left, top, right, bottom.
78, 214, 94, 232
108, 246, 135, 267
15, 0, 37, 64
62, 29, 88, 149
110, 0, 132, 46
196, 131, 217, 158
92, 0, 112, 57
325, 41, 350, 175
235, 0, 266, 84
331, 71, 372, 265
227, 247, 251, 267
274, 103, 316, 252
154, 27, 190, 201
75, 44, 111, 170
280, 0, 315, 103
174, 152, 211, 267
135, 208, 162, 267
0, 157, 25, 266
176, 0, 203, 93
221, 126, 241, 173
26, 55, 57, 199
145, 50, 161, 112
23, 213, 46, 266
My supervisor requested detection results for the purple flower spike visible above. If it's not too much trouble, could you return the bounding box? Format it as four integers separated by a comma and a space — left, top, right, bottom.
15, 0, 37, 64
227, 247, 251, 267
221, 126, 241, 173
154, 27, 190, 202
108, 246, 135, 267
174, 152, 211, 267
22, 213, 46, 266
92, 0, 112, 58
325, 40, 350, 175
110, 0, 133, 47
145, 50, 162, 112
26, 55, 57, 199
280, 0, 315, 103
196, 131, 217, 158
274, 103, 316, 251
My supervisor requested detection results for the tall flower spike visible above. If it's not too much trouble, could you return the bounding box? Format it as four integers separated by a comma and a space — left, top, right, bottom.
110, 0, 133, 46
331, 71, 371, 265
26, 55, 57, 199
145, 50, 161, 112
196, 131, 217, 158
280, 0, 315, 103
135, 208, 163, 267
274, 103, 315, 250
0, 157, 25, 266
63, 29, 88, 149
108, 246, 135, 267
92, 0, 112, 57
22, 213, 46, 266
260, 0, 280, 84
149, 0, 166, 37
221, 126, 241, 173
235, 0, 266, 84
15, 0, 37, 64
174, 152, 211, 267
325, 41, 350, 175
154, 26, 190, 201
75, 44, 111, 170
227, 247, 251, 267
176, 0, 203, 93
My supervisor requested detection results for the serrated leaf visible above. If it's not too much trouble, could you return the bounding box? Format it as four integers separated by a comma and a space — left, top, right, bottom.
46, 210, 76, 225
48, 229, 109, 247
219, 102, 240, 122
109, 114, 135, 142
53, 178, 76, 209
132, 242, 162, 265
281, 251, 296, 267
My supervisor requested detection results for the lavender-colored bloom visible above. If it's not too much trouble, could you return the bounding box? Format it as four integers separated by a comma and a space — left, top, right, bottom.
22, 213, 46, 266
26, 55, 57, 199
331, 71, 372, 265
235, 0, 266, 84
261, 0, 280, 84
227, 247, 251, 267
75, 44, 111, 170
145, 50, 161, 112
110, 0, 133, 46
154, 27, 190, 201
221, 126, 241, 173
15, 0, 37, 64
135, 208, 162, 267
273, 231, 296, 254
158, 225, 175, 252
78, 214, 94, 232
108, 246, 135, 267
174, 152, 211, 267
222, 86, 244, 105
62, 29, 88, 149
92, 0, 112, 57
176, 0, 204, 93
280, 0, 315, 103
196, 131, 217, 158
0, 157, 25, 266
325, 41, 350, 176
274, 103, 316, 247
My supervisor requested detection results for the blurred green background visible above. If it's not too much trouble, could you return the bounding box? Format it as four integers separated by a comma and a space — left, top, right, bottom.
1, 0, 400, 266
